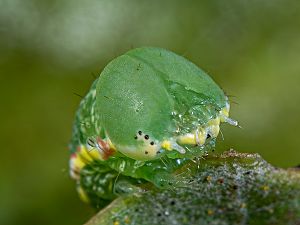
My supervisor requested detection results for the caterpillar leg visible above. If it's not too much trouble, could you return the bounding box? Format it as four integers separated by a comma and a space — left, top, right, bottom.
152, 171, 178, 188
133, 164, 185, 189
113, 179, 144, 196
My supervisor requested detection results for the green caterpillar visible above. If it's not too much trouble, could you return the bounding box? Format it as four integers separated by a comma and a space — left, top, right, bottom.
69, 47, 238, 206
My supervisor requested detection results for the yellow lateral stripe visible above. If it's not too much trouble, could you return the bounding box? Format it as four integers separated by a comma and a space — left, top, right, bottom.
71, 154, 86, 170
78, 146, 93, 162
77, 186, 90, 203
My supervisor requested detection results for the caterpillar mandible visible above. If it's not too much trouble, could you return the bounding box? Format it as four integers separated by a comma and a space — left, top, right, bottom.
69, 47, 238, 206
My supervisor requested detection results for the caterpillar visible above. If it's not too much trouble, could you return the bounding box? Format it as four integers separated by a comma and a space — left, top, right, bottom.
69, 47, 238, 207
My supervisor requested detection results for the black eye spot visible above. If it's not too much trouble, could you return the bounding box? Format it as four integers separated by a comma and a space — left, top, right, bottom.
157, 150, 161, 154
144, 135, 149, 140
145, 151, 149, 154
150, 141, 154, 145
207, 133, 211, 139
134, 136, 137, 139
138, 131, 142, 135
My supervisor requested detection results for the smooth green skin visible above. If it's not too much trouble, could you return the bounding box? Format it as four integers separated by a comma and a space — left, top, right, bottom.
70, 47, 228, 203
97, 47, 226, 148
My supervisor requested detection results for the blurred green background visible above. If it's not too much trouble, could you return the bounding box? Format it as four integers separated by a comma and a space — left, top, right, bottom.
1, 0, 300, 224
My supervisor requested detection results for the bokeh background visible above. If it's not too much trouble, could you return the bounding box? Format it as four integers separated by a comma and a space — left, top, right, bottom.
1, 0, 300, 224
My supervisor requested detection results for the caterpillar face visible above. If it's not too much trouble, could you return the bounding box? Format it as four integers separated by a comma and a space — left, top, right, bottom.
88, 47, 238, 161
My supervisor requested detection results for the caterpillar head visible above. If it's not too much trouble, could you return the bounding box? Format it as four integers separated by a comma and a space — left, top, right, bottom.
95, 47, 238, 161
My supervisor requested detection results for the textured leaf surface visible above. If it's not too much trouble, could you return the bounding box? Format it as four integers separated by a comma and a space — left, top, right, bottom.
84, 150, 300, 225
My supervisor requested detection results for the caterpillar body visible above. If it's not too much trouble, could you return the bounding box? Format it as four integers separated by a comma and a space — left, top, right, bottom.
69, 47, 238, 206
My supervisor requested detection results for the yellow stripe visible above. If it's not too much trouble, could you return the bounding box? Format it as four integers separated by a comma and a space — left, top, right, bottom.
161, 140, 172, 151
